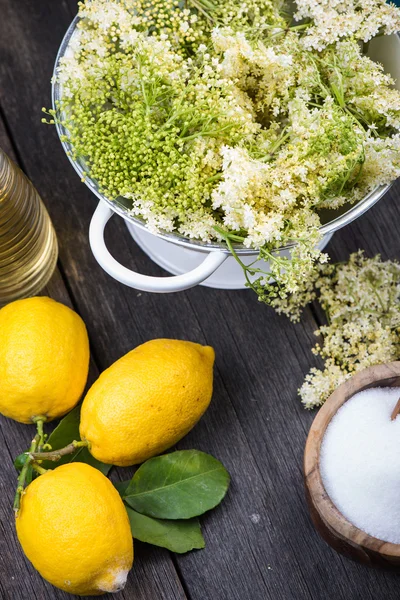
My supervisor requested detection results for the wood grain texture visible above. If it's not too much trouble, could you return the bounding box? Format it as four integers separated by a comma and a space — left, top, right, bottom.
1, 1, 400, 599
0, 112, 16, 161
305, 362, 400, 567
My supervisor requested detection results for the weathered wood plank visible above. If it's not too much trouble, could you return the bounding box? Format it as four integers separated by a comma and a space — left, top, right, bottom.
180, 284, 400, 600
0, 111, 16, 161
64, 214, 400, 600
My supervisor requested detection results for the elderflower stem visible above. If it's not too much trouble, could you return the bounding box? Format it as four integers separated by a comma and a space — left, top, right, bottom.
288, 22, 311, 31
259, 132, 291, 162
214, 226, 274, 293
206, 172, 223, 183
188, 0, 217, 22
180, 124, 234, 142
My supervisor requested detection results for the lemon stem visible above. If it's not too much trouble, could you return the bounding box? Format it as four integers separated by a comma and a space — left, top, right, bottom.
13, 434, 39, 514
32, 416, 47, 452
30, 440, 89, 462
32, 464, 48, 475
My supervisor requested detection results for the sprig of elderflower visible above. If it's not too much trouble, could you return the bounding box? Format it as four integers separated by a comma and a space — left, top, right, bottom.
294, 252, 400, 409
294, 0, 400, 51
77, 0, 284, 58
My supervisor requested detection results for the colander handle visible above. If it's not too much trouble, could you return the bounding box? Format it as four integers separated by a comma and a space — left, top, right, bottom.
89, 201, 228, 292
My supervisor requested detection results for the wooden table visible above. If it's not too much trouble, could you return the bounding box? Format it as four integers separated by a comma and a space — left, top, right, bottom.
1, 1, 400, 599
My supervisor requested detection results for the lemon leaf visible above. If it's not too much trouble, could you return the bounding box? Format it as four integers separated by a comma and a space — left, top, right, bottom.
123, 450, 230, 519
114, 480, 130, 496
125, 507, 205, 553
41, 405, 111, 475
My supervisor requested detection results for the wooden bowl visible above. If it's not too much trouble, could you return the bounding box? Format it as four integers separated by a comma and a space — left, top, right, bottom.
304, 361, 400, 568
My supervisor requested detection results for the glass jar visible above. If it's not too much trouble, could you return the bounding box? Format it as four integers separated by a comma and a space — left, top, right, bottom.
0, 148, 58, 306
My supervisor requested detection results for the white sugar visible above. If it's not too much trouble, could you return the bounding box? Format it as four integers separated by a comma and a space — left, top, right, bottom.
320, 387, 400, 544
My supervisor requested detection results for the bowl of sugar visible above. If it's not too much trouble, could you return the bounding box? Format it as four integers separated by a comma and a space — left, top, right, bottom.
304, 361, 400, 567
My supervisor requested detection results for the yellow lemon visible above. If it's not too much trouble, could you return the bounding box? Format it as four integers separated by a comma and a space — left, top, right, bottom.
80, 339, 215, 466
16, 462, 133, 596
0, 296, 89, 423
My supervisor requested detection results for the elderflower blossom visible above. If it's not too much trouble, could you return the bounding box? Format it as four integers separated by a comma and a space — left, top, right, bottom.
297, 253, 400, 408
212, 28, 297, 117
294, 0, 400, 50
48, 0, 400, 305
78, 0, 284, 58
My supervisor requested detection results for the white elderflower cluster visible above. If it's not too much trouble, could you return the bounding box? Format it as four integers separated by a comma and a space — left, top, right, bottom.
298, 253, 400, 408
212, 146, 285, 247
212, 28, 297, 117
294, 0, 400, 50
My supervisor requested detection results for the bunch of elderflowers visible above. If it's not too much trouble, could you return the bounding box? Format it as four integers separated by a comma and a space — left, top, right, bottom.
53, 15, 257, 237
284, 252, 400, 408
76, 0, 285, 59
47, 0, 400, 305
294, 0, 400, 51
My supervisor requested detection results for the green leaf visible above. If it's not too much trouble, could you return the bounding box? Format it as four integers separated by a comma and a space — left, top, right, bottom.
114, 480, 130, 497
126, 507, 205, 553
124, 450, 230, 519
41, 405, 111, 475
